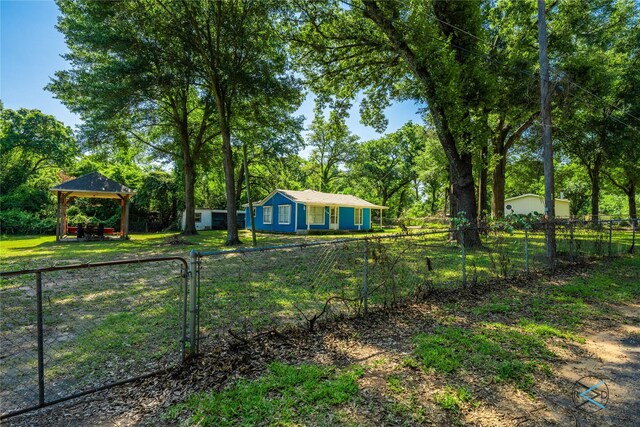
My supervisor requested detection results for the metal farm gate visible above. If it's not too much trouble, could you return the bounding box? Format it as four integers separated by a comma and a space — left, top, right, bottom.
0, 257, 191, 419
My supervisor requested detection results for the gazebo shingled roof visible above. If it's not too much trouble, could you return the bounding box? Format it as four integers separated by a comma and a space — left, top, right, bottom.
50, 172, 135, 241
51, 172, 135, 199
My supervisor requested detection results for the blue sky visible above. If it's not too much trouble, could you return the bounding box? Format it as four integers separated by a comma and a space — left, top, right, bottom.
1, 0, 423, 146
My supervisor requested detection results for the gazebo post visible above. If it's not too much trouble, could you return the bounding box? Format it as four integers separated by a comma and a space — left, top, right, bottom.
123, 196, 130, 239
62, 194, 69, 237
56, 191, 62, 242
120, 198, 126, 238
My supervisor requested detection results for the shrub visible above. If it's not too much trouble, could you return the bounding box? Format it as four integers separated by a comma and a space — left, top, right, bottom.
0, 209, 56, 234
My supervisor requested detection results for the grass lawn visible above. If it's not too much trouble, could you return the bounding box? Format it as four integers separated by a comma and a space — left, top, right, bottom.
0, 226, 636, 418
0, 229, 403, 270
167, 254, 640, 426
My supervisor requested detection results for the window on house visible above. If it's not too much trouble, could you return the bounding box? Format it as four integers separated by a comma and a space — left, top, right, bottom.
253, 207, 256, 218
308, 205, 325, 225
354, 208, 363, 225
263, 206, 272, 224
195, 212, 202, 223
278, 205, 291, 224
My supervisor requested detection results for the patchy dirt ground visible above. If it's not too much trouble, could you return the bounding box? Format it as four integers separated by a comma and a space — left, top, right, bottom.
3, 260, 639, 427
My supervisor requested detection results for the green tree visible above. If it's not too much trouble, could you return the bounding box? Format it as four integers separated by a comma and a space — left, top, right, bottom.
0, 106, 77, 195
293, 1, 499, 245
348, 122, 423, 213
306, 106, 359, 192
178, 0, 303, 245
50, 0, 219, 235
554, 0, 639, 220
416, 131, 449, 216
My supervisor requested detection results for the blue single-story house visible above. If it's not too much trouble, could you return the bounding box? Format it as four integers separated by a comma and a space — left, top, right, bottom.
244, 189, 387, 233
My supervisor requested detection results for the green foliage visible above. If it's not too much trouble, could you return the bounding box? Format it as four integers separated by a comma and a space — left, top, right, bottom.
451, 211, 470, 229
306, 105, 359, 193
414, 324, 554, 388
433, 386, 473, 411
0, 209, 56, 234
347, 122, 424, 216
167, 363, 362, 426
0, 106, 77, 195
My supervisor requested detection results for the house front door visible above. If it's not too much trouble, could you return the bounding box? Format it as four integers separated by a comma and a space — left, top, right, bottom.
329, 207, 339, 230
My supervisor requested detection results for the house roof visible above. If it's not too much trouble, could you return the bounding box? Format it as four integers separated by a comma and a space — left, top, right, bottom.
250, 189, 388, 209
505, 194, 569, 203
50, 172, 135, 199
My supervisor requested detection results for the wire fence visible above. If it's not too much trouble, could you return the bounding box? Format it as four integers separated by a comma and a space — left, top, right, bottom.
0, 257, 188, 419
191, 219, 636, 352
0, 219, 636, 419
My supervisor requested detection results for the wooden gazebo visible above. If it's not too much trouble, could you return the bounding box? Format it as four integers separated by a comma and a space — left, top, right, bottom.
51, 172, 135, 242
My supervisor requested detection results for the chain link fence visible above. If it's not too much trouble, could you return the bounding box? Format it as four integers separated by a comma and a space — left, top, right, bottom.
0, 257, 188, 419
1, 219, 635, 419
192, 219, 636, 351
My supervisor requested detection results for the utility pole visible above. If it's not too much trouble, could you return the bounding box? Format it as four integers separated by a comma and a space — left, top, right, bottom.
538, 0, 556, 267
242, 143, 257, 247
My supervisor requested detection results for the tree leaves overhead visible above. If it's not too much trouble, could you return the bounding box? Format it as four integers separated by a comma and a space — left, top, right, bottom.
0, 106, 78, 194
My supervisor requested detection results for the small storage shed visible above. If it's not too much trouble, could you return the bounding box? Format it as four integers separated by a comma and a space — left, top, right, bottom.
505, 194, 570, 218
245, 189, 387, 233
180, 209, 246, 231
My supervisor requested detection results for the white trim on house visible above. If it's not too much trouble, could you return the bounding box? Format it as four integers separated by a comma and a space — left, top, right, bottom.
294, 202, 298, 230
354, 208, 363, 226
278, 205, 291, 225
308, 205, 325, 225
263, 206, 273, 224
329, 206, 339, 230
244, 189, 297, 207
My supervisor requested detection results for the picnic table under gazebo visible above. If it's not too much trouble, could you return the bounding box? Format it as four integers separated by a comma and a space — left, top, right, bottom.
50, 172, 135, 242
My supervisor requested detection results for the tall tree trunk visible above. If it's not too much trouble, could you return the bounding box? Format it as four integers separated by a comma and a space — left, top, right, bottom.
590, 153, 602, 221
443, 187, 449, 217
453, 155, 480, 246
430, 185, 438, 214
492, 134, 507, 218
221, 125, 240, 245
235, 164, 245, 205
478, 144, 489, 220
491, 114, 538, 218
396, 188, 406, 218
182, 156, 197, 235
627, 180, 636, 222
448, 169, 457, 218
362, 0, 480, 247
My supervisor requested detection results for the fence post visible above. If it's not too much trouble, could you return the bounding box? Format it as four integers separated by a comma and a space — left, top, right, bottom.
460, 226, 466, 286
181, 262, 188, 360
608, 220, 613, 257
35, 272, 45, 406
188, 250, 199, 356
524, 228, 529, 274
362, 239, 369, 315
